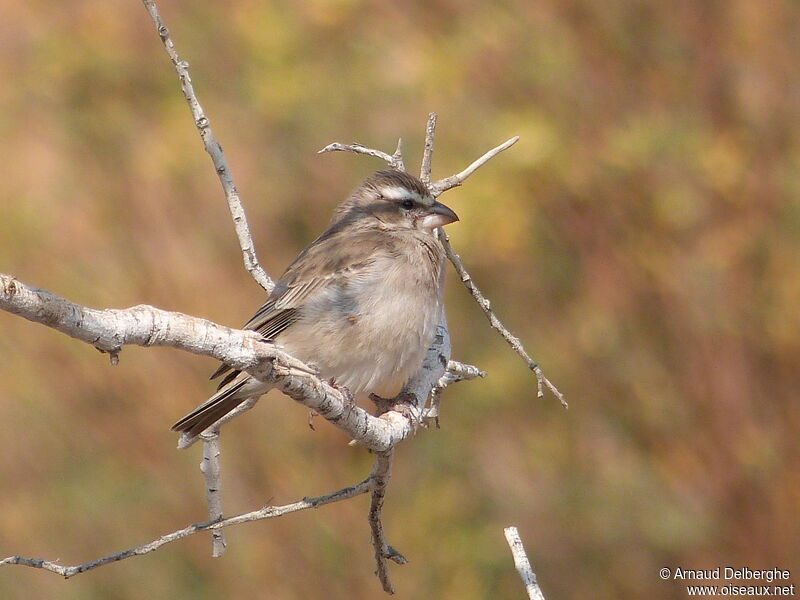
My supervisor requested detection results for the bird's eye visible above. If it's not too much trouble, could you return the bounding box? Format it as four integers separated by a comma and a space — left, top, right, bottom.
401, 199, 415, 209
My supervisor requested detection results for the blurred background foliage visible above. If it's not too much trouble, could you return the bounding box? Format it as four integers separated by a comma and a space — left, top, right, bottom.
0, 0, 798, 598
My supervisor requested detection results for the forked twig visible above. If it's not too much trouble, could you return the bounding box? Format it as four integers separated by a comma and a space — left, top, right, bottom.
429, 135, 519, 197
369, 451, 407, 594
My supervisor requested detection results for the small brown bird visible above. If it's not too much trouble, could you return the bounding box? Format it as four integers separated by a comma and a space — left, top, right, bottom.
172, 170, 459, 437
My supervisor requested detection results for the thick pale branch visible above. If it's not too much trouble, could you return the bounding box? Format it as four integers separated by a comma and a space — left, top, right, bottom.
0, 478, 372, 578
504, 527, 547, 600
0, 273, 265, 366
0, 273, 427, 451
141, 0, 273, 293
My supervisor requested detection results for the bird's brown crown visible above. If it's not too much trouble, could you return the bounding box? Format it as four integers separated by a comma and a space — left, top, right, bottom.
361, 170, 431, 203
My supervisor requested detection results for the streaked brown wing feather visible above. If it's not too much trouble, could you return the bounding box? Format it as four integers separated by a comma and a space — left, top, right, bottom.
208, 227, 389, 384
172, 376, 251, 436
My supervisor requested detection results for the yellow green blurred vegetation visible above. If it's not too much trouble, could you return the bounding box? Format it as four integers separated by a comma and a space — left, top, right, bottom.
1, 0, 798, 598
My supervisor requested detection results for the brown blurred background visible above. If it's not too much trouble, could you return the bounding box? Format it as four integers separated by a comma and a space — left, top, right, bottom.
1, 1, 798, 598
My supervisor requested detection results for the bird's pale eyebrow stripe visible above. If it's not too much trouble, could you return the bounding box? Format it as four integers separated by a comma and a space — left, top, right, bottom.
379, 185, 433, 206
380, 185, 419, 200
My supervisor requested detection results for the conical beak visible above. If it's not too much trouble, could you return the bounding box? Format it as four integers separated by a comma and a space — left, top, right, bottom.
420, 201, 459, 231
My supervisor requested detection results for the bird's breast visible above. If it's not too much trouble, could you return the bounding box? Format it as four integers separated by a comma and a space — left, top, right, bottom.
278, 243, 444, 398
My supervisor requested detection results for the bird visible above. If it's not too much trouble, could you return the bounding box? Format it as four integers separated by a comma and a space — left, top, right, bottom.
172, 169, 459, 437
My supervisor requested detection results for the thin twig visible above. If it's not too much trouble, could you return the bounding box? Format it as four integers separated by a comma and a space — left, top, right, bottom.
429, 136, 519, 197
504, 527, 547, 600
369, 451, 407, 594
440, 232, 567, 408
318, 142, 405, 171
200, 431, 226, 556
0, 478, 373, 578
420, 113, 437, 184
140, 0, 273, 293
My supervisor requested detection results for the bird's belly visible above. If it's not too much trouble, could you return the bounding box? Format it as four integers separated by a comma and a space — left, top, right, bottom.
279, 270, 441, 398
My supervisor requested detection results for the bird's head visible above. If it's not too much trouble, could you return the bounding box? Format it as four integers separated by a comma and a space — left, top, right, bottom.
333, 170, 459, 233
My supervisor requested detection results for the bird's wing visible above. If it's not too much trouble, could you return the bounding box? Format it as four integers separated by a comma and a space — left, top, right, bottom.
210, 228, 391, 385
172, 373, 252, 436
247, 228, 388, 333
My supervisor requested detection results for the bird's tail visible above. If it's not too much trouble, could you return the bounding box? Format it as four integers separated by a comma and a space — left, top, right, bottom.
171, 376, 253, 438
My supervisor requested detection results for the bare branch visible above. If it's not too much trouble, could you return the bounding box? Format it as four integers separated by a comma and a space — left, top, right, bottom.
504, 527, 547, 600
0, 273, 425, 451
420, 112, 437, 184
429, 136, 519, 197
369, 451, 407, 594
200, 431, 226, 556
0, 478, 372, 578
2, 99, 552, 589
318, 142, 405, 171
140, 0, 273, 293
439, 234, 567, 408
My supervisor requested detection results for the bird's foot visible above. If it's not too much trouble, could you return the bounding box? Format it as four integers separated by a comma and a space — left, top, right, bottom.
330, 378, 356, 416
370, 391, 421, 430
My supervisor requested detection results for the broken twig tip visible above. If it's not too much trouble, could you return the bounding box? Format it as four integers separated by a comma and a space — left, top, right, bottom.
386, 546, 408, 565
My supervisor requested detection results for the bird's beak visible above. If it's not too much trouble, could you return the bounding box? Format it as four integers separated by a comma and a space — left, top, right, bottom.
421, 201, 459, 231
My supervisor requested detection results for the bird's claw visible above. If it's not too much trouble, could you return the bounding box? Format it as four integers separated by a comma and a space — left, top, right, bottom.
330, 378, 356, 418
370, 391, 421, 431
